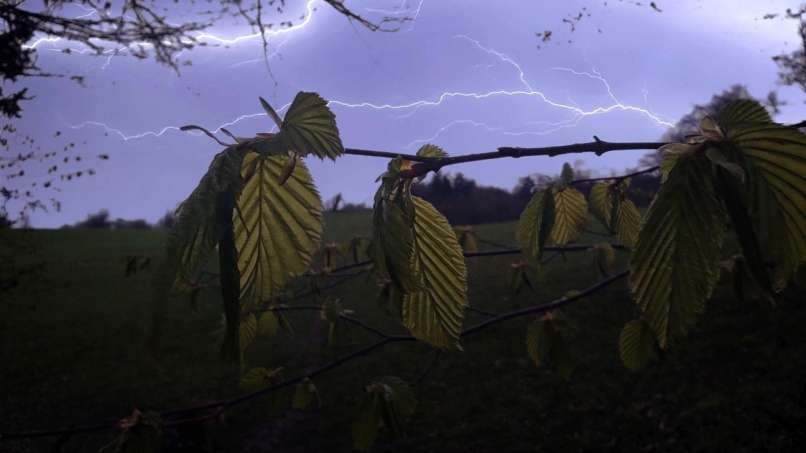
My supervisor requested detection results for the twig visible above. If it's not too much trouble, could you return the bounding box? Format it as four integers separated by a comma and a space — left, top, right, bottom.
570, 165, 660, 185
399, 139, 667, 179
0, 270, 628, 441
414, 350, 442, 386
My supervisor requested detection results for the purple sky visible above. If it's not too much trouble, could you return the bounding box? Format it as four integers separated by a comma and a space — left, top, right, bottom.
6, 0, 806, 227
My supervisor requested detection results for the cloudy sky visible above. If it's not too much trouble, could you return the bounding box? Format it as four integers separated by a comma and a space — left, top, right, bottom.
6, 0, 806, 227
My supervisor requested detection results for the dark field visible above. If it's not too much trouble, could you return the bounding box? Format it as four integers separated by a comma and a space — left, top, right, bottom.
2, 211, 806, 452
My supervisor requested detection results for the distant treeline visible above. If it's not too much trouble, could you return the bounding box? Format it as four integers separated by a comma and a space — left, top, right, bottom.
62, 169, 660, 229
411, 170, 659, 225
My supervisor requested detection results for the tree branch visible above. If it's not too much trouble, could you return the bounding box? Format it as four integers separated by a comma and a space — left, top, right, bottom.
570, 165, 660, 185
396, 139, 668, 179
0, 270, 628, 441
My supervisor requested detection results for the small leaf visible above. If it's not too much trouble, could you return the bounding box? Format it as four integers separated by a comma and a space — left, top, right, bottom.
699, 116, 724, 140
320, 298, 343, 324
279, 92, 344, 160
526, 315, 570, 374
292, 378, 319, 410
372, 182, 418, 293
706, 147, 745, 182
257, 311, 279, 337
454, 226, 478, 253
239, 313, 257, 353
352, 391, 381, 451
517, 189, 556, 266
416, 144, 448, 159
549, 186, 587, 245
619, 319, 658, 371
259, 96, 284, 129
240, 366, 284, 392
560, 162, 575, 185
593, 243, 615, 277
379, 376, 417, 418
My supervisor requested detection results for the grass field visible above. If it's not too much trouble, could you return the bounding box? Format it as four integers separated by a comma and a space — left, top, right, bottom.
2, 211, 806, 452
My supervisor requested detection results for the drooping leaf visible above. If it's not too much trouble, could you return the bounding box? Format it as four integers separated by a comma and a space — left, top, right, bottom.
292, 378, 319, 410
630, 152, 726, 349
560, 162, 575, 185
259, 96, 284, 129
379, 376, 417, 419
257, 311, 279, 337
399, 197, 468, 349
658, 143, 693, 183
699, 116, 724, 140
234, 153, 323, 311
352, 391, 381, 451
618, 319, 658, 371
593, 242, 615, 278
239, 366, 284, 392
167, 148, 247, 292
549, 186, 587, 245
588, 181, 639, 246
278, 92, 344, 160
712, 166, 774, 296
517, 189, 556, 266
454, 226, 478, 253
239, 313, 257, 353
371, 175, 419, 293
615, 197, 641, 247
706, 147, 745, 182
526, 315, 573, 378
716, 100, 806, 289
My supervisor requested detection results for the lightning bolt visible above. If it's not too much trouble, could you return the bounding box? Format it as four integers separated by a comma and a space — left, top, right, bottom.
57, 9, 672, 150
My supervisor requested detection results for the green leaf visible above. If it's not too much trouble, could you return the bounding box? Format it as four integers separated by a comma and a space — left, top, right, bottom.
167, 148, 247, 292
549, 186, 587, 245
371, 178, 419, 293
593, 242, 615, 278
526, 315, 573, 378
379, 376, 417, 419
517, 189, 556, 266
234, 153, 323, 311
712, 166, 774, 296
699, 116, 724, 140
454, 226, 478, 253
588, 181, 639, 246
259, 96, 283, 129
257, 311, 279, 337
716, 100, 806, 289
278, 92, 344, 160
658, 144, 692, 183
618, 319, 658, 371
560, 162, 575, 185
239, 366, 283, 392
399, 197, 468, 349
630, 152, 726, 349
239, 313, 257, 353
352, 391, 381, 451
706, 147, 745, 182
615, 197, 641, 247
416, 144, 448, 158
292, 378, 319, 410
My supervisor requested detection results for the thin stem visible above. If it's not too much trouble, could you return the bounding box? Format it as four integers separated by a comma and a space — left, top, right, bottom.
399, 139, 667, 179
0, 270, 628, 441
571, 165, 660, 185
